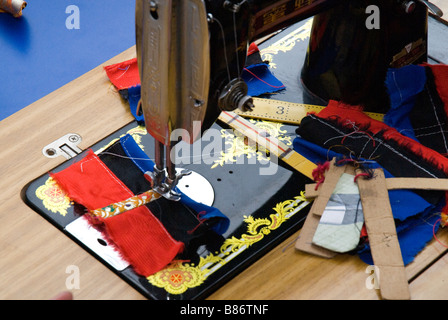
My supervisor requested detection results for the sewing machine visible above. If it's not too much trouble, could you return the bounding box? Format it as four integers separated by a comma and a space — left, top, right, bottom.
15, 0, 448, 301
135, 0, 443, 198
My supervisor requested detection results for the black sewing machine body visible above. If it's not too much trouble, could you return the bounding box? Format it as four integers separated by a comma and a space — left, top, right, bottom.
136, 0, 434, 198
204, 0, 431, 125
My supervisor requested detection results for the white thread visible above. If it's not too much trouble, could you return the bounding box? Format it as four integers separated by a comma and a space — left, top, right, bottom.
309, 114, 439, 178
426, 85, 448, 153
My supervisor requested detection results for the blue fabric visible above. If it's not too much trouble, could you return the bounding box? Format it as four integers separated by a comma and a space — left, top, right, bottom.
126, 85, 144, 124
358, 204, 441, 265
293, 136, 440, 265
384, 65, 427, 140
242, 63, 285, 97
119, 134, 230, 235
124, 63, 285, 123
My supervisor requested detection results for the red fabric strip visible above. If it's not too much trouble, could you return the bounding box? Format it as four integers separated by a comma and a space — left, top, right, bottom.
104, 58, 140, 90
102, 206, 184, 276
317, 100, 448, 175
247, 42, 259, 56
51, 150, 184, 276
51, 150, 134, 210
426, 64, 448, 118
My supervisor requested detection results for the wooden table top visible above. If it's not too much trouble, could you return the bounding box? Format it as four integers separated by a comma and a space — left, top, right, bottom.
1, 2, 448, 300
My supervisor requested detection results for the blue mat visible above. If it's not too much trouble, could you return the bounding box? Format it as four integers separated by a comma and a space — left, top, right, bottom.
0, 0, 135, 120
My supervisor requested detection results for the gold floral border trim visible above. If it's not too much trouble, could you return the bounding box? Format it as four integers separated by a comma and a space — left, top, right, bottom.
147, 192, 310, 295
260, 18, 312, 68
212, 119, 292, 168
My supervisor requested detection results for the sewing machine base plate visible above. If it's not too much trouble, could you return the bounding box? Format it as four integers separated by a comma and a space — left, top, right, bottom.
23, 120, 311, 300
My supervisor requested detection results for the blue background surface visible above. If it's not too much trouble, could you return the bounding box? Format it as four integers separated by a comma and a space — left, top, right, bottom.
0, 0, 135, 120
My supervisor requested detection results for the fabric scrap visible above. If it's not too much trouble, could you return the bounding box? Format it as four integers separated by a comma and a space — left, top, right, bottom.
299, 100, 448, 184
104, 58, 140, 91
384, 64, 448, 156
242, 43, 285, 97
312, 172, 364, 253
100, 137, 228, 263
120, 85, 144, 124
294, 118, 442, 265
384, 65, 427, 140
119, 134, 230, 235
51, 150, 184, 277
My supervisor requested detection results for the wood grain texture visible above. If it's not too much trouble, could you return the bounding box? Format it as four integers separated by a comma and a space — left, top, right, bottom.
356, 169, 410, 300
431, 1, 448, 17
0, 46, 144, 300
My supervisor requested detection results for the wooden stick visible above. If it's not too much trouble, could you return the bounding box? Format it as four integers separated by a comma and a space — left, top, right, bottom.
306, 177, 448, 198
356, 168, 410, 300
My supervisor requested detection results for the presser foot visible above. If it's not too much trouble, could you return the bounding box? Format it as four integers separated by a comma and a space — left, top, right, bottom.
144, 167, 192, 202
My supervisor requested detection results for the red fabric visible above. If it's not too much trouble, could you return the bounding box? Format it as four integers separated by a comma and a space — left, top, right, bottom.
103, 58, 141, 90
102, 206, 184, 277
105, 46, 261, 90
317, 100, 448, 175
51, 150, 134, 210
51, 150, 184, 276
247, 42, 259, 56
426, 64, 448, 217
426, 64, 448, 117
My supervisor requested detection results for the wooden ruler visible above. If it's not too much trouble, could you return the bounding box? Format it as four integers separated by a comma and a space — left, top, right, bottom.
234, 98, 385, 124
356, 168, 410, 300
218, 111, 316, 180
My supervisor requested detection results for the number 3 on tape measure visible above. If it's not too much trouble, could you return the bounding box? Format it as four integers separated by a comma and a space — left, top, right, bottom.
234, 98, 384, 124
276, 106, 285, 115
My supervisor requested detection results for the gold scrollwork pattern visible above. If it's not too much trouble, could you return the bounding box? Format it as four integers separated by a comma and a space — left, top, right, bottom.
147, 193, 310, 295
260, 18, 312, 68
212, 119, 292, 169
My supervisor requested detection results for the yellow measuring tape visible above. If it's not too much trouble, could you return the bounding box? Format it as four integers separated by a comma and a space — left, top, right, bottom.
221, 98, 385, 179
234, 98, 385, 124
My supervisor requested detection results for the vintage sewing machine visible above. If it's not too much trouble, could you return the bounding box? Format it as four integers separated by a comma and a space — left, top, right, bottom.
135, 0, 442, 199
21, 0, 445, 301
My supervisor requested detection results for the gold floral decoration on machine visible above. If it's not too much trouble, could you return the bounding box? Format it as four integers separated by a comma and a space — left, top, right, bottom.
35, 178, 72, 217
147, 193, 310, 295
260, 18, 312, 68
212, 119, 292, 168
